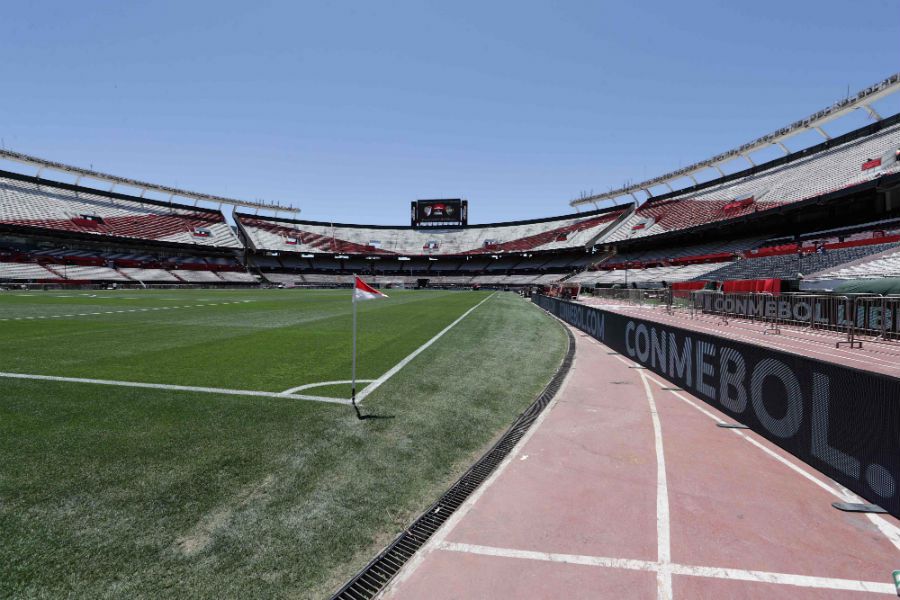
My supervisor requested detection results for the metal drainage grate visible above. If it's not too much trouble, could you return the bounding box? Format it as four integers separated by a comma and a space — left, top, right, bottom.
331, 327, 576, 599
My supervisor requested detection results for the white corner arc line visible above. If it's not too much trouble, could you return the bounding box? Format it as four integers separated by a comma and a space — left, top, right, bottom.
355, 293, 495, 404
280, 379, 376, 395
0, 372, 351, 405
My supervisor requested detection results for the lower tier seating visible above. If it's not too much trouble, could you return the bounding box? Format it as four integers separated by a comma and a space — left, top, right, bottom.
696, 241, 900, 281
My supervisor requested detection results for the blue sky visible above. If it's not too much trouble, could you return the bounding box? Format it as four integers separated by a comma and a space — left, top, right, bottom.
0, 0, 898, 224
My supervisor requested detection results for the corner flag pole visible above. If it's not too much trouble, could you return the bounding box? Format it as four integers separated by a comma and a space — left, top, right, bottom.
351, 274, 362, 419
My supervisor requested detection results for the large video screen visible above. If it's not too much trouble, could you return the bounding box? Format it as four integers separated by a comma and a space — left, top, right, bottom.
411, 199, 467, 227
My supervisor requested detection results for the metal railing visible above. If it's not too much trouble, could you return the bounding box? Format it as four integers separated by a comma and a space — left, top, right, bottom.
685, 291, 900, 349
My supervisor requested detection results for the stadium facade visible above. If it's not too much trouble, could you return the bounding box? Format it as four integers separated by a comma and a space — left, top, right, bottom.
2, 75, 900, 293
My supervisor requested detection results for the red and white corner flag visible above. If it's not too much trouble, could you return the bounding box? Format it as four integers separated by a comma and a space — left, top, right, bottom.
350, 275, 386, 417
353, 275, 389, 301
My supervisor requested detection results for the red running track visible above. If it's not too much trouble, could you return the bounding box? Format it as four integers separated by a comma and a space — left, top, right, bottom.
380, 325, 900, 599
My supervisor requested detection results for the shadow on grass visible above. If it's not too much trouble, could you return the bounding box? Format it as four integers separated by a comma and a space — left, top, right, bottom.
351, 403, 395, 420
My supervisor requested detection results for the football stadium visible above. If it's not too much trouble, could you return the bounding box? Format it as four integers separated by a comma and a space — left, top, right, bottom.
3, 5, 900, 600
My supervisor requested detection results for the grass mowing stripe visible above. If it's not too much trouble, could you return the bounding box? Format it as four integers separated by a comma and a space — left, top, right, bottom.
356, 292, 495, 403
0, 290, 490, 392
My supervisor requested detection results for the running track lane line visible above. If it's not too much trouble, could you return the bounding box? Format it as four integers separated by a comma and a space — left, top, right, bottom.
436, 542, 896, 595
605, 349, 900, 553
636, 367, 672, 600
355, 292, 496, 404
0, 372, 351, 405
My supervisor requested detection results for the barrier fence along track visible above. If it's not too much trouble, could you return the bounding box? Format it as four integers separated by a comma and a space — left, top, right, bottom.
584, 287, 900, 348
686, 291, 900, 348
330, 326, 576, 600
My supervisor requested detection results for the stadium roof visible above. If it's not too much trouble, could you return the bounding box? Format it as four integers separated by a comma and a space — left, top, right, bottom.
0, 148, 300, 216
571, 72, 900, 209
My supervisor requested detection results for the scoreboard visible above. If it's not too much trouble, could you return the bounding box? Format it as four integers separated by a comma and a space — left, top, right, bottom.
411, 199, 467, 227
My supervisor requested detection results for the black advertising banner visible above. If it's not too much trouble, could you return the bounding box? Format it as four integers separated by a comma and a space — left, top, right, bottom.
534, 294, 900, 517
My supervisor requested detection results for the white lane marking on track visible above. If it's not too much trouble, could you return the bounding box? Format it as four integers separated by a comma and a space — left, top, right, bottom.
628, 363, 900, 554
437, 542, 896, 595
355, 293, 495, 404
280, 379, 376, 395
383, 319, 575, 595
0, 372, 350, 406
565, 324, 900, 556
636, 368, 672, 600
641, 371, 900, 552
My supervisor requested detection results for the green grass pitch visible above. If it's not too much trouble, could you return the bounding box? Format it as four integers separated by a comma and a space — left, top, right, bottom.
0, 288, 567, 598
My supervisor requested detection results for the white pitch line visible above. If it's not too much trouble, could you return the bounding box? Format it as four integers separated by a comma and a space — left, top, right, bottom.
636, 367, 672, 600
355, 293, 495, 404
0, 371, 350, 405
0, 301, 248, 322
437, 542, 896, 595
280, 379, 376, 395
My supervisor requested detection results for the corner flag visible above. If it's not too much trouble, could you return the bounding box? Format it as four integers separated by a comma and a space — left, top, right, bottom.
354, 275, 389, 301
351, 275, 387, 418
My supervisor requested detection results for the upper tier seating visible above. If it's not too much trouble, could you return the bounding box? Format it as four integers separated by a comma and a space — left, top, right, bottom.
0, 173, 241, 247
571, 262, 729, 287
604, 238, 764, 266
236, 207, 627, 256
598, 123, 900, 243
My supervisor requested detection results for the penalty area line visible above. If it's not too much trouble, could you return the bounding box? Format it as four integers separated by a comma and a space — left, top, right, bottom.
0, 372, 351, 405
355, 292, 495, 404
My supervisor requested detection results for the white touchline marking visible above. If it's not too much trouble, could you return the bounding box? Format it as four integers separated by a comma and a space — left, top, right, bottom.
355, 293, 495, 404
280, 379, 377, 395
384, 320, 576, 595
1, 300, 253, 322
0, 372, 350, 406
636, 367, 672, 600
437, 542, 896, 594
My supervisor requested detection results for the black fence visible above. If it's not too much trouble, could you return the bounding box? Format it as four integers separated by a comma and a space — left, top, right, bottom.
534, 294, 900, 518
690, 291, 900, 341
